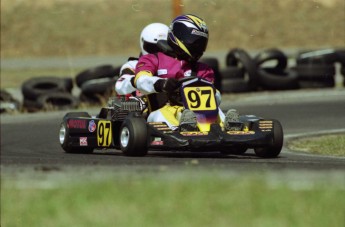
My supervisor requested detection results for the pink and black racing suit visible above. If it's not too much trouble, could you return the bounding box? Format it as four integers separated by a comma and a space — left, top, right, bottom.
133, 52, 224, 129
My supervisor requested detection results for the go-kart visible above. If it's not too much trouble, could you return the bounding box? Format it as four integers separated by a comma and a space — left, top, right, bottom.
59, 77, 283, 158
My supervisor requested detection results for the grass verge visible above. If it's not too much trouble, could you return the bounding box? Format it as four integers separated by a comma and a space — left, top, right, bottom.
2, 170, 345, 227
288, 134, 345, 157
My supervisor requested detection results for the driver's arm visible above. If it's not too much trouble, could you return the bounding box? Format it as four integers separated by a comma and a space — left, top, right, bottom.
133, 54, 161, 95
115, 60, 137, 95
135, 70, 161, 95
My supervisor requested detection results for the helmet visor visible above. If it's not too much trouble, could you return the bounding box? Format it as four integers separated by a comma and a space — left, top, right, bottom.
142, 41, 160, 54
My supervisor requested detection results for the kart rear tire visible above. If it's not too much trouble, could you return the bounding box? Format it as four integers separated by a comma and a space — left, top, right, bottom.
59, 122, 94, 154
254, 120, 283, 158
120, 117, 148, 156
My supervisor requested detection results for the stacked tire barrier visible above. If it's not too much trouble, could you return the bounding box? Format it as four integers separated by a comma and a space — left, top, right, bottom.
6, 47, 343, 114
21, 77, 79, 112
221, 48, 257, 93
217, 47, 345, 93
19, 64, 121, 112
76, 64, 120, 104
292, 49, 339, 88
255, 48, 299, 91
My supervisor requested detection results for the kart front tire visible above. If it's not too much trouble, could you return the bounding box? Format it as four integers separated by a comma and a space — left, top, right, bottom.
254, 120, 283, 158
120, 117, 148, 156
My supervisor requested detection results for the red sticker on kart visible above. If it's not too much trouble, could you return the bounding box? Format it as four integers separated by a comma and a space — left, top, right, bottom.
68, 119, 87, 129
80, 137, 88, 146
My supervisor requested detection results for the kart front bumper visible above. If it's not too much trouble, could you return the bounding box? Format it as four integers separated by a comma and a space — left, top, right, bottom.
148, 124, 274, 151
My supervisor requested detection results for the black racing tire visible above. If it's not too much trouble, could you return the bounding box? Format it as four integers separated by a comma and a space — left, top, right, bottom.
200, 57, 219, 71
337, 49, 345, 66
221, 78, 252, 93
79, 93, 104, 105
80, 77, 116, 95
296, 49, 339, 65
64, 77, 74, 93
221, 147, 247, 155
37, 92, 80, 110
22, 98, 44, 112
80, 78, 116, 104
120, 117, 148, 156
254, 120, 283, 158
341, 66, 345, 75
199, 57, 222, 91
257, 68, 299, 90
254, 48, 288, 71
22, 77, 71, 101
298, 79, 335, 89
341, 66, 345, 85
291, 65, 336, 88
220, 66, 245, 79
292, 64, 336, 79
59, 122, 94, 154
225, 48, 259, 90
75, 65, 117, 87
113, 65, 122, 77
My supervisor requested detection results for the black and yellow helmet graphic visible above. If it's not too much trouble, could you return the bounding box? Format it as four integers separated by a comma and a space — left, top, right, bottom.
168, 14, 209, 62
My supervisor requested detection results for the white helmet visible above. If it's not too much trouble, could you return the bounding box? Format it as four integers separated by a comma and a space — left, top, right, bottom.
140, 23, 169, 55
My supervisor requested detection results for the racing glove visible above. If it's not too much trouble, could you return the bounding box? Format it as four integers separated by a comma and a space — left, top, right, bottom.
154, 78, 178, 93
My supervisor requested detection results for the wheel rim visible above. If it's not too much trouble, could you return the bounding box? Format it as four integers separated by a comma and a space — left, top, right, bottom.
59, 124, 66, 145
120, 127, 130, 147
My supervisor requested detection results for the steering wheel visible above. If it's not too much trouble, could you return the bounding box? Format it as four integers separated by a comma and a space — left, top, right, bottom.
168, 76, 198, 106
175, 76, 198, 86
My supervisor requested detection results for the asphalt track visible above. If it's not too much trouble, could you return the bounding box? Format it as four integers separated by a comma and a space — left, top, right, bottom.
1, 89, 345, 171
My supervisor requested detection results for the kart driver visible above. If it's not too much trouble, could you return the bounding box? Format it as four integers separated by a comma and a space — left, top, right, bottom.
131, 14, 240, 131
115, 22, 169, 97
